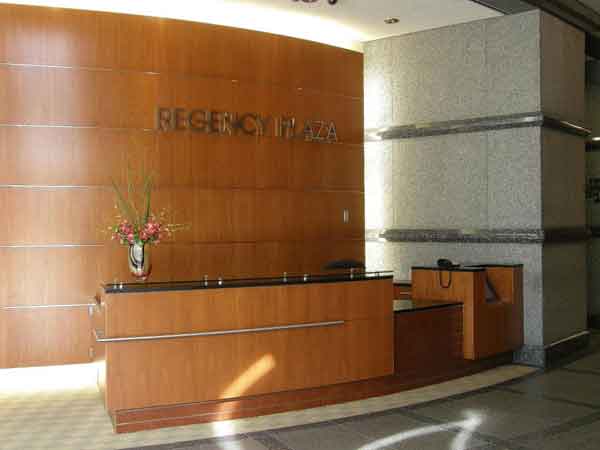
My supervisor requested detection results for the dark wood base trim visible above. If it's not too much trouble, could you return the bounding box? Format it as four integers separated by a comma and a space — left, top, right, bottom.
112, 352, 513, 433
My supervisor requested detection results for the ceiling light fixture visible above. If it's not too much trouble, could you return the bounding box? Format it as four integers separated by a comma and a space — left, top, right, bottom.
384, 18, 399, 24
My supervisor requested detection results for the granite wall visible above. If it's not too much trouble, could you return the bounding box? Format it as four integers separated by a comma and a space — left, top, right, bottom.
365, 10, 587, 366
539, 12, 587, 345
586, 60, 600, 322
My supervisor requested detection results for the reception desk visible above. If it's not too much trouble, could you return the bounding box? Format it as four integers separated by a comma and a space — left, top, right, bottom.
92, 266, 523, 433
92, 272, 394, 432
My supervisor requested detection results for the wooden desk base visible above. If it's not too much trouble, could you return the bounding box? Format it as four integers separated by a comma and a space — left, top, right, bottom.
112, 352, 512, 433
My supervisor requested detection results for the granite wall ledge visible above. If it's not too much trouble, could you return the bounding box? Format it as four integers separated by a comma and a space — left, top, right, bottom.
365, 112, 590, 142
367, 227, 590, 244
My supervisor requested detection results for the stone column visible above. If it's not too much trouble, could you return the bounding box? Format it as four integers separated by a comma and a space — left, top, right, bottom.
364, 10, 587, 366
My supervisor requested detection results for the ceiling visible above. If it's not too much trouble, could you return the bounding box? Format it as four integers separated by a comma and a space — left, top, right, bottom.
1, 0, 502, 51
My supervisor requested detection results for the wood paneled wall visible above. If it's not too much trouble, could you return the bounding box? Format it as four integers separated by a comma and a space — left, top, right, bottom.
0, 4, 364, 368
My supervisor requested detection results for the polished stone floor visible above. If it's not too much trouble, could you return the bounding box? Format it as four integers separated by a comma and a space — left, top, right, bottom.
0, 366, 533, 450
2, 332, 600, 449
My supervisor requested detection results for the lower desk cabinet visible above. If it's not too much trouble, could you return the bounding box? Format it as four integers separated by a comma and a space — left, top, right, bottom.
394, 302, 463, 378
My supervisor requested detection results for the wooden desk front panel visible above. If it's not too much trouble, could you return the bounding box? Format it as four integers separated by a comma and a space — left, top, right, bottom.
485, 266, 524, 350
411, 270, 483, 359
99, 279, 394, 411
105, 317, 392, 411
102, 279, 392, 337
394, 306, 463, 379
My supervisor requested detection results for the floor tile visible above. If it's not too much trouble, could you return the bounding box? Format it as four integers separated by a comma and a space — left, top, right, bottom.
412, 389, 593, 440
518, 418, 600, 450
467, 446, 507, 450
338, 411, 487, 450
508, 370, 600, 407
565, 352, 600, 374
268, 422, 386, 450
121, 435, 272, 450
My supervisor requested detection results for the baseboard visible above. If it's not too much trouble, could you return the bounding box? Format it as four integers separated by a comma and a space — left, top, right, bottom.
513, 346, 545, 367
514, 331, 591, 368
545, 331, 591, 367
589, 314, 600, 330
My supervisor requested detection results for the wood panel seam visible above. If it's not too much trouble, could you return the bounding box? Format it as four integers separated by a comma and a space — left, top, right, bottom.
0, 63, 364, 101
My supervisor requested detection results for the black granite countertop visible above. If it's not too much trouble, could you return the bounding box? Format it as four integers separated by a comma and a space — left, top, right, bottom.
411, 266, 485, 272
463, 263, 523, 268
103, 271, 394, 294
412, 263, 523, 273
393, 299, 462, 313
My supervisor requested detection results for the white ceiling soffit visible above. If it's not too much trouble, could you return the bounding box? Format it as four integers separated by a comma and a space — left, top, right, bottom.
0, 0, 502, 51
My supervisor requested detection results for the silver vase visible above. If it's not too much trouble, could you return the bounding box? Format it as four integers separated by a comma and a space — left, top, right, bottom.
128, 243, 151, 281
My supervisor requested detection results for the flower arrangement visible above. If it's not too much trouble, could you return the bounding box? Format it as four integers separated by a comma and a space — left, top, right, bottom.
109, 169, 187, 280
110, 171, 185, 246
112, 211, 173, 246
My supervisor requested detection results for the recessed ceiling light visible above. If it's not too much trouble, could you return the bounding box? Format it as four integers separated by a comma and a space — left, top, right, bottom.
384, 18, 399, 24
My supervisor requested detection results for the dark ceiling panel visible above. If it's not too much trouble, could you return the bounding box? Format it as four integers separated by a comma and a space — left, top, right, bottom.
521, 0, 600, 32
479, 0, 600, 58
469, 0, 536, 14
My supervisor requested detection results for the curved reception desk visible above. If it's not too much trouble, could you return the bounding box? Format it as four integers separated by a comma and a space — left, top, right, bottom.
92, 272, 394, 432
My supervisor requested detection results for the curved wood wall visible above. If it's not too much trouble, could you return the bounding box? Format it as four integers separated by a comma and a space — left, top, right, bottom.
0, 5, 364, 368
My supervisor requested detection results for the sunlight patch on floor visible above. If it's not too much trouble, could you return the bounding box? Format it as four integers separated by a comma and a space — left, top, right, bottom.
0, 363, 98, 395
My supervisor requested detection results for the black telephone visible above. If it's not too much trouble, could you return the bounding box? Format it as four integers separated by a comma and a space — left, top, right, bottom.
437, 258, 459, 269
436, 259, 458, 288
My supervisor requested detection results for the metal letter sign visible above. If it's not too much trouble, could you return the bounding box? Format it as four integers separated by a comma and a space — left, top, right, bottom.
156, 107, 339, 144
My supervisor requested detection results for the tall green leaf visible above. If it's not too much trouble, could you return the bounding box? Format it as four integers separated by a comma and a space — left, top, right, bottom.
111, 179, 137, 224
143, 173, 153, 223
